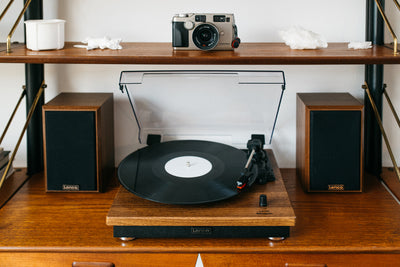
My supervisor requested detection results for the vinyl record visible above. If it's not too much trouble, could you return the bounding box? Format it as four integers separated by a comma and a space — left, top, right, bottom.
118, 140, 247, 204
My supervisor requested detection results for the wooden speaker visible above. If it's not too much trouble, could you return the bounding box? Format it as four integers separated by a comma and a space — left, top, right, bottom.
43, 93, 114, 192
296, 93, 363, 192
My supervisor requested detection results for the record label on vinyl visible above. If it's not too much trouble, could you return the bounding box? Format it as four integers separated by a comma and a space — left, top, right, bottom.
118, 140, 247, 204
164, 156, 212, 178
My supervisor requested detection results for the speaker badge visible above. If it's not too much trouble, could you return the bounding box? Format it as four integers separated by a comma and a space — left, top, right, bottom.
328, 184, 345, 191
62, 184, 80, 191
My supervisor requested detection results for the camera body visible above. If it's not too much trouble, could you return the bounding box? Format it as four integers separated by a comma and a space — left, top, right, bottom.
172, 13, 240, 51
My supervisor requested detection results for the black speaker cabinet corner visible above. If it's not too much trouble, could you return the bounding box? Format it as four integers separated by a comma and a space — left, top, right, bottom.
296, 93, 364, 193
43, 93, 115, 192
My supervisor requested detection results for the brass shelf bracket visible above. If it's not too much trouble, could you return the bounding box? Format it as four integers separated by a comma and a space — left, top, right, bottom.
374, 0, 400, 55
0, 81, 46, 190
0, 0, 15, 22
3, 0, 32, 53
362, 81, 400, 182
382, 84, 400, 128
0, 87, 26, 145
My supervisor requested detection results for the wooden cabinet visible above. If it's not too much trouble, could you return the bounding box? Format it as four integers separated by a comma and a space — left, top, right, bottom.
1, 169, 400, 266
3, 252, 400, 266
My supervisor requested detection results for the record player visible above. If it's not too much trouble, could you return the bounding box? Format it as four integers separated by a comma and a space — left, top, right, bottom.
106, 70, 295, 240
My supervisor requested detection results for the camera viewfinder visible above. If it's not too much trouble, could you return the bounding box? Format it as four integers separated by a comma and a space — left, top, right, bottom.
213, 15, 226, 22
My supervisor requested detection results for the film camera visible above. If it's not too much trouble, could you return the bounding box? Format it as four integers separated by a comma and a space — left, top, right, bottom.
172, 13, 240, 51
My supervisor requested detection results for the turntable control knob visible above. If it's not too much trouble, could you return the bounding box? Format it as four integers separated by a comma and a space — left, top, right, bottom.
259, 194, 267, 207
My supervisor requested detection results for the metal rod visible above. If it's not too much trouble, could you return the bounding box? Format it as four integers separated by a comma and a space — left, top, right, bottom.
0, 81, 45, 190
269, 86, 285, 145
245, 149, 256, 169
0, 87, 26, 145
363, 81, 400, 183
0, 0, 15, 22
124, 85, 142, 144
6, 0, 32, 53
383, 85, 400, 128
393, 0, 400, 11
365, 0, 384, 176
24, 0, 44, 175
25, 64, 44, 175
374, 0, 398, 55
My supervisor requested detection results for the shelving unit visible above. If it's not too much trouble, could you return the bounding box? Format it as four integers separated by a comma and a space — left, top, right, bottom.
2, 41, 397, 207
0, 1, 395, 180
1, 39, 397, 183
1, 1, 400, 265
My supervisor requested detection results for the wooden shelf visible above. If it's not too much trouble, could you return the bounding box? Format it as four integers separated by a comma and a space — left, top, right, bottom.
0, 168, 29, 209
381, 167, 400, 201
1, 42, 400, 65
1, 169, 400, 266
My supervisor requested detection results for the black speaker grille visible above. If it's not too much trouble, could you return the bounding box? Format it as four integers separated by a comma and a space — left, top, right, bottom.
45, 111, 97, 191
310, 110, 361, 191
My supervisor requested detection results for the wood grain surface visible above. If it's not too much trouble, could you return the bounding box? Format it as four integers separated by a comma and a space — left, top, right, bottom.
0, 167, 400, 253
1, 42, 400, 65
0, 168, 29, 208
1, 165, 400, 266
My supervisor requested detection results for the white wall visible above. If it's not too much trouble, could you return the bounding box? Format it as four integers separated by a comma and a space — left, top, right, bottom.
0, 0, 399, 168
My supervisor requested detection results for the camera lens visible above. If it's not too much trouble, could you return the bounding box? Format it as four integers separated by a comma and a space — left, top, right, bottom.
199, 30, 212, 42
192, 24, 219, 50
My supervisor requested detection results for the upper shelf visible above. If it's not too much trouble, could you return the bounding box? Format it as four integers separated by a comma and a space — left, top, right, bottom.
0, 42, 399, 65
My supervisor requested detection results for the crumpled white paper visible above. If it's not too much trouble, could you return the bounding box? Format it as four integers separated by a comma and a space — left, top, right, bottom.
74, 36, 122, 50
348, 41, 372, 49
279, 26, 328, 49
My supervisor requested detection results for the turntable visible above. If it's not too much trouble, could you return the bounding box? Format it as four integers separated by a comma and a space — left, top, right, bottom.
106, 70, 295, 240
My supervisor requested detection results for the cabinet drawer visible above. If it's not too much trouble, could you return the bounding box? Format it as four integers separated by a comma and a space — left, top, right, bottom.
201, 253, 400, 267
0, 252, 197, 267
2, 252, 400, 266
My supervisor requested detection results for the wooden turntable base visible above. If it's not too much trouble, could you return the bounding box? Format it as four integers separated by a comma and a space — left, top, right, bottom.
107, 149, 295, 239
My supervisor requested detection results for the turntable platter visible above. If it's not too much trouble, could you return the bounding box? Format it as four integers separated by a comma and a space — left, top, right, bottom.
118, 140, 247, 204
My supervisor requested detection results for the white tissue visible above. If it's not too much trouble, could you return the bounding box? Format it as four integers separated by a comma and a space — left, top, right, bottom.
279, 26, 328, 50
348, 41, 372, 49
74, 36, 122, 50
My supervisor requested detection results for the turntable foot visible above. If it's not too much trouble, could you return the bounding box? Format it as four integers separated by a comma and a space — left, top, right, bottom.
120, 237, 135, 241
268, 237, 285, 241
